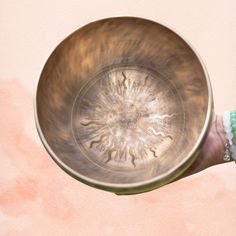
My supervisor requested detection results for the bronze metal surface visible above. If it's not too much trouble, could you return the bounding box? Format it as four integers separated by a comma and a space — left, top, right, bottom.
35, 17, 213, 194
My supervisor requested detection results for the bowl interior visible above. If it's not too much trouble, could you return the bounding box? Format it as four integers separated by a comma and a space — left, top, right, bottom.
36, 17, 210, 190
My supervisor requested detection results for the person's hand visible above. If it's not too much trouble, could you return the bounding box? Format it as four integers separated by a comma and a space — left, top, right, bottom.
179, 115, 228, 178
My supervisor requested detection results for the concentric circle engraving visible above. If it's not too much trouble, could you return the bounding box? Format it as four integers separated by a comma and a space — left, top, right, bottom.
72, 66, 184, 171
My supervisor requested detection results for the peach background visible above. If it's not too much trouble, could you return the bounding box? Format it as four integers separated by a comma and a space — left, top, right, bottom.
0, 0, 236, 235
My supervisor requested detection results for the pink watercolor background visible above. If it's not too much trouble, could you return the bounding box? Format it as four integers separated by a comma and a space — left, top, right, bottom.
1, 1, 236, 235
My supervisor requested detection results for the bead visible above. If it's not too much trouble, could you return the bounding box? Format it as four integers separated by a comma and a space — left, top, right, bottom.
230, 110, 236, 114
231, 116, 236, 121
226, 132, 233, 140
224, 112, 230, 119
224, 110, 230, 116
232, 154, 236, 162
231, 117, 236, 124
233, 131, 236, 139
225, 127, 232, 133
224, 111, 230, 119
223, 110, 236, 163
232, 124, 236, 132
223, 147, 231, 161
230, 144, 236, 153
223, 117, 231, 124
224, 154, 231, 161
223, 117, 231, 127
230, 112, 236, 119
223, 119, 231, 128
224, 113, 230, 119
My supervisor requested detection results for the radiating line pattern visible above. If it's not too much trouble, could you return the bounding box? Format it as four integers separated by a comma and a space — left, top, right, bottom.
72, 67, 181, 168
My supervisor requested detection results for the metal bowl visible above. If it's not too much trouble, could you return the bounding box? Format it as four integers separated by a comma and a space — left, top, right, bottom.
35, 17, 213, 194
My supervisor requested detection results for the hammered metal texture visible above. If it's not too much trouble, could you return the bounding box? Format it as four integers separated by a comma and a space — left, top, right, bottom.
35, 17, 212, 194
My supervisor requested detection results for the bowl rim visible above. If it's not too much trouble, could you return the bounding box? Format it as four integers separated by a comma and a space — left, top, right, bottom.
34, 16, 213, 193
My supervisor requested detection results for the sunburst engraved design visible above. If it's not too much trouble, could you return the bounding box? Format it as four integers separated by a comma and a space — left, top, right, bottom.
72, 67, 183, 170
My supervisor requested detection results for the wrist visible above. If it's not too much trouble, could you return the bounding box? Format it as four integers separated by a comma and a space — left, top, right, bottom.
214, 115, 226, 164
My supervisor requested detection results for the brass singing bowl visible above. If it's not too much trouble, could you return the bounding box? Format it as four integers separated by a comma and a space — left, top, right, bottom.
35, 17, 213, 194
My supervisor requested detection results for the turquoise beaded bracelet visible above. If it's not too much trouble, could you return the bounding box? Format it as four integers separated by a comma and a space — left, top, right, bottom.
223, 110, 236, 162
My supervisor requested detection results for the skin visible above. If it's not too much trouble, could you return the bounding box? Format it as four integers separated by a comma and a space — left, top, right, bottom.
180, 115, 230, 178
